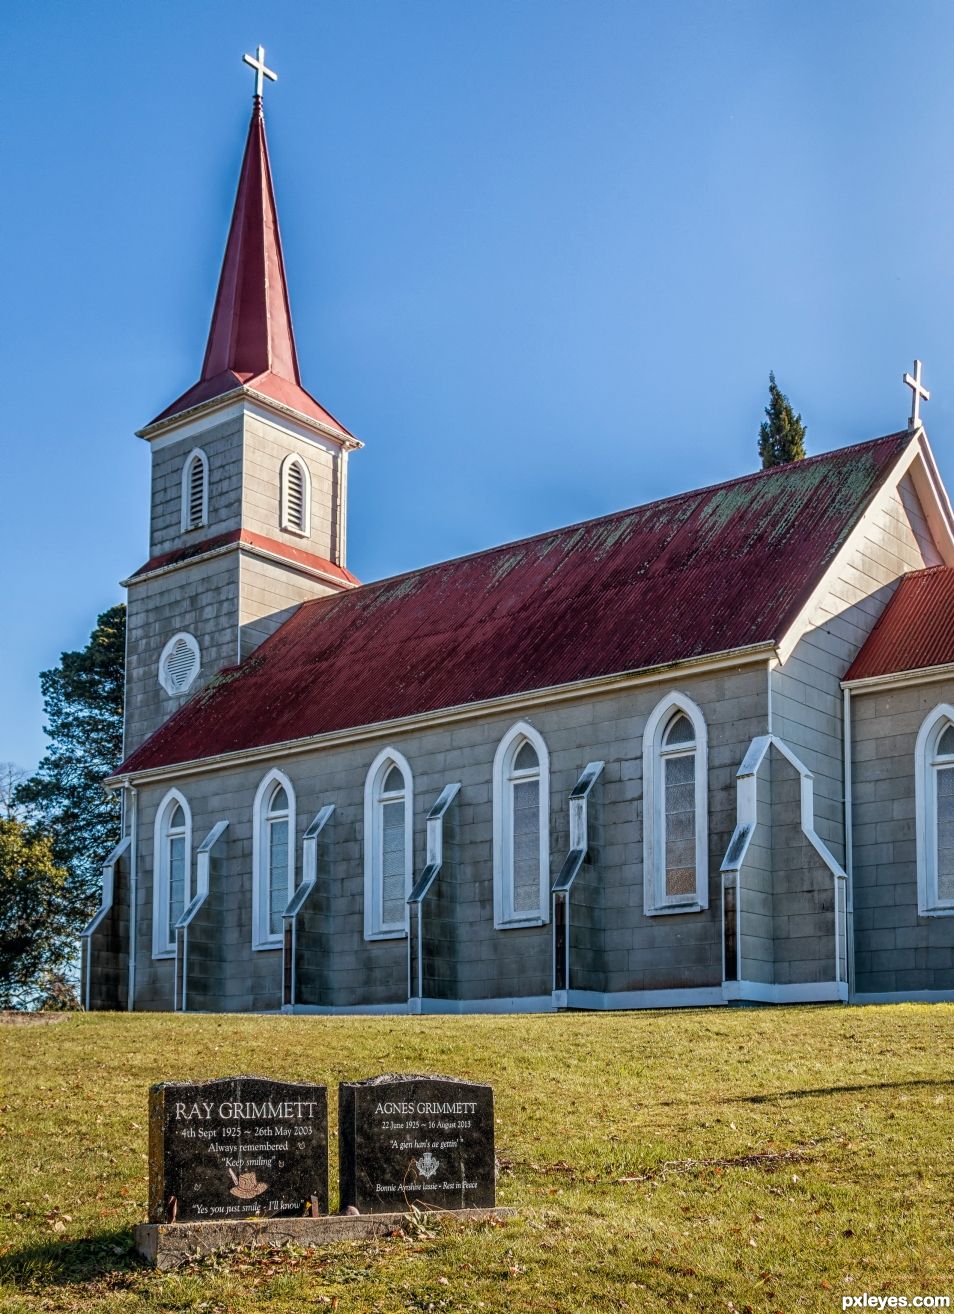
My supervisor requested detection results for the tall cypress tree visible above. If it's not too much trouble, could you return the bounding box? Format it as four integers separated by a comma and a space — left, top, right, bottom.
759, 372, 807, 468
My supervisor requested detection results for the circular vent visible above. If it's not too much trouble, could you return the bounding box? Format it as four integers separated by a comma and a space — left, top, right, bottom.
158, 632, 201, 696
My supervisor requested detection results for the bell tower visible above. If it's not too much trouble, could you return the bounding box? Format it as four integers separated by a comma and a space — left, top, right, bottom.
123, 54, 361, 759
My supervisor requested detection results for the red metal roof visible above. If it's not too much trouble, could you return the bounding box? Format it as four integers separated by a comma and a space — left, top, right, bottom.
147, 101, 352, 437
845, 565, 954, 681
117, 432, 913, 775
127, 529, 359, 586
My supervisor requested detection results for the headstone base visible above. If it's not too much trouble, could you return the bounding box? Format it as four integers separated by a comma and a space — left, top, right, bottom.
134, 1208, 516, 1269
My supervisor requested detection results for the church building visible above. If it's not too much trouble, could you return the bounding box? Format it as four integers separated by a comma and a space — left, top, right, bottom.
83, 59, 954, 1013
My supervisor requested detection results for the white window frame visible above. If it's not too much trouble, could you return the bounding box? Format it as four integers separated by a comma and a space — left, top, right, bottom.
157, 631, 201, 697
180, 448, 209, 532
363, 748, 413, 940
252, 768, 297, 949
492, 721, 550, 929
642, 692, 709, 916
914, 704, 954, 916
152, 788, 192, 958
280, 453, 311, 537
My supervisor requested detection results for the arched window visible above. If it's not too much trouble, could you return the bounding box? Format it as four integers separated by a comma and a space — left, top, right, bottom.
914, 706, 954, 915
493, 722, 550, 928
280, 454, 311, 536
661, 713, 697, 897
363, 749, 413, 939
252, 769, 296, 948
152, 789, 192, 957
158, 632, 201, 696
642, 693, 709, 915
181, 449, 209, 531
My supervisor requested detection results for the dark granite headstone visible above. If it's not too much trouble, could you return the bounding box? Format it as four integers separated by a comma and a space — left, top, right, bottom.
338, 1074, 495, 1214
148, 1075, 328, 1223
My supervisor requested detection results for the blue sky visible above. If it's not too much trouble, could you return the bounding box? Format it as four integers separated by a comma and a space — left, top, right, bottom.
3, 0, 954, 771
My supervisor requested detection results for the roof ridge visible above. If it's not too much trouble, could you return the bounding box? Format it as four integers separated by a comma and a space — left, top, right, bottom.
894, 562, 953, 577
293, 429, 912, 616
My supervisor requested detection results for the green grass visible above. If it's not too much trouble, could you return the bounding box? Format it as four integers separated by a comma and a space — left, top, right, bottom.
1, 1005, 953, 1313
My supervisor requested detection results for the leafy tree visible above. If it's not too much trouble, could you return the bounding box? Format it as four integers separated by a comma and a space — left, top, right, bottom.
17, 605, 125, 926
759, 372, 807, 468
0, 818, 72, 1008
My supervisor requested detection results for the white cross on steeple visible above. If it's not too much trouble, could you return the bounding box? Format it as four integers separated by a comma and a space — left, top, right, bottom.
243, 45, 277, 100
903, 359, 930, 432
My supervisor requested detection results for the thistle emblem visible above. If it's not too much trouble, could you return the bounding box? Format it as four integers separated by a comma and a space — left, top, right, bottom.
415, 1151, 439, 1180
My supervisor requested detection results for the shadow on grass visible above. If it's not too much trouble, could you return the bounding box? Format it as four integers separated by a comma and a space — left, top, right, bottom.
651, 1078, 954, 1107
0, 1227, 142, 1289
739, 1078, 954, 1104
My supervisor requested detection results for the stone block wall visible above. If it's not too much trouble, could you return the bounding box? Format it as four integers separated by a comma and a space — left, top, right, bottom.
417, 793, 462, 1001
125, 402, 350, 756
851, 680, 954, 996
242, 409, 343, 565
736, 777, 775, 985
149, 416, 244, 558
128, 660, 769, 1012
238, 554, 340, 658
767, 751, 837, 985
82, 847, 131, 1012
124, 554, 241, 757
772, 475, 937, 868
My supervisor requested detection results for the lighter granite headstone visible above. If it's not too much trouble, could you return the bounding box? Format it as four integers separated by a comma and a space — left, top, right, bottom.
338, 1074, 496, 1214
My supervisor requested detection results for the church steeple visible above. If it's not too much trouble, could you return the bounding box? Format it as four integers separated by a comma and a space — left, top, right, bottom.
124, 53, 359, 758
148, 78, 351, 437
201, 96, 300, 386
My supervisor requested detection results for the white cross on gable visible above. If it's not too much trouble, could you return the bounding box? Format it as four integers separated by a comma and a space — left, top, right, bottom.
243, 45, 277, 100
903, 359, 930, 432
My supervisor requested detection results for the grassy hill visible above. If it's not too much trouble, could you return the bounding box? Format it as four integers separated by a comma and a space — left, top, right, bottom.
1, 1005, 952, 1313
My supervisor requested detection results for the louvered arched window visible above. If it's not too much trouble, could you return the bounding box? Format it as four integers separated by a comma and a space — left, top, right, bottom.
280, 454, 311, 535
642, 693, 709, 915
252, 770, 296, 948
915, 707, 954, 915
181, 449, 209, 531
493, 722, 550, 928
153, 789, 192, 956
364, 750, 413, 938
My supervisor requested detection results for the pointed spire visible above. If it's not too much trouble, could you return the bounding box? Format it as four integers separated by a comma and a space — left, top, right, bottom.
201, 98, 300, 385
147, 100, 352, 438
